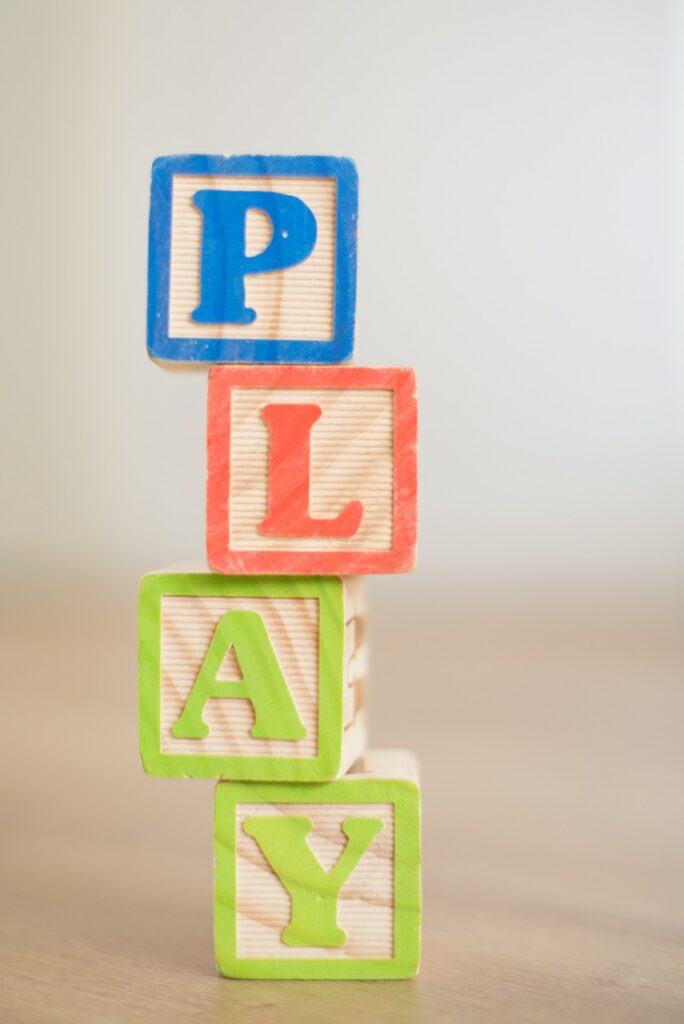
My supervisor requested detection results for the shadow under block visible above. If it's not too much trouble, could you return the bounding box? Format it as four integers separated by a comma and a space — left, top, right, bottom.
138, 571, 367, 781
214, 749, 421, 980
147, 154, 358, 365
206, 365, 418, 575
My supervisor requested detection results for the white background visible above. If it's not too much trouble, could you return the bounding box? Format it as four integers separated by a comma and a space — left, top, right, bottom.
2, 0, 683, 598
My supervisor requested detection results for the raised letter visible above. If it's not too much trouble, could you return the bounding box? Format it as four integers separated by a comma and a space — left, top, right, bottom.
192, 190, 317, 324
259, 403, 364, 538
243, 816, 383, 946
172, 610, 306, 740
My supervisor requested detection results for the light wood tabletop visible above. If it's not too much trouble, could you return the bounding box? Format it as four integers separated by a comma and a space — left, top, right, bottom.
1, 582, 682, 1023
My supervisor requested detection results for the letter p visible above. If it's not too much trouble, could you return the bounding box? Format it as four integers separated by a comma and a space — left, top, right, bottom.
191, 190, 317, 325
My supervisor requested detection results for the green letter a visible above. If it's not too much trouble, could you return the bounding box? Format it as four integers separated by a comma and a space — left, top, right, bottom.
172, 610, 306, 740
243, 816, 384, 947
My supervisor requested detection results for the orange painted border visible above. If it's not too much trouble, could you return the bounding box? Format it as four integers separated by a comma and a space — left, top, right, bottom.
207, 365, 417, 575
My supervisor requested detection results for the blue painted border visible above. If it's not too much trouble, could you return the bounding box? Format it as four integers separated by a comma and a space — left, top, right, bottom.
147, 154, 358, 364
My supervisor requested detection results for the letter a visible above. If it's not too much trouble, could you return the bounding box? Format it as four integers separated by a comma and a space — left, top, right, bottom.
172, 610, 306, 740
259, 403, 364, 538
243, 816, 384, 947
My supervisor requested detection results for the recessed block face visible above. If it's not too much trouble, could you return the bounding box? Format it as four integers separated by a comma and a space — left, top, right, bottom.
147, 155, 357, 364
207, 366, 418, 575
138, 572, 367, 780
214, 750, 421, 979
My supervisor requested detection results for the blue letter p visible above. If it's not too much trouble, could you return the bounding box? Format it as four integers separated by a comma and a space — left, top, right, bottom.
191, 190, 317, 325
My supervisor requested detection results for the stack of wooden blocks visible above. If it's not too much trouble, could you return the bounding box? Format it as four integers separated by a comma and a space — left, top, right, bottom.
139, 155, 420, 980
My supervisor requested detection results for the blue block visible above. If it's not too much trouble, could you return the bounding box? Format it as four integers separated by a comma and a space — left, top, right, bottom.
147, 155, 358, 365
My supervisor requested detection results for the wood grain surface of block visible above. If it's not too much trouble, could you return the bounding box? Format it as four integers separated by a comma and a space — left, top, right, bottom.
214, 749, 421, 979
138, 570, 367, 781
207, 365, 417, 575
147, 155, 357, 365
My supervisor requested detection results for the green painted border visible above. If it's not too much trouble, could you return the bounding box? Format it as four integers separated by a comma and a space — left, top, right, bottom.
214, 776, 421, 979
138, 573, 344, 780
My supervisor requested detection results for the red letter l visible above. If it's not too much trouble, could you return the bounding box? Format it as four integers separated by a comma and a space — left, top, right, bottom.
258, 404, 364, 538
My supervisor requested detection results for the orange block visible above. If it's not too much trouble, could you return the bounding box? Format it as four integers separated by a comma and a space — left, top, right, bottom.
207, 365, 417, 575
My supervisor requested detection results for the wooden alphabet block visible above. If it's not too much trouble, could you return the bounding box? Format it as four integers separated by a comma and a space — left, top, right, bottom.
207, 365, 418, 575
138, 571, 367, 781
147, 154, 357, 365
214, 749, 421, 979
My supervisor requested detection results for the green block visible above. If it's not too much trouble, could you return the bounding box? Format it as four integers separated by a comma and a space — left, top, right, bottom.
139, 571, 367, 781
214, 750, 421, 979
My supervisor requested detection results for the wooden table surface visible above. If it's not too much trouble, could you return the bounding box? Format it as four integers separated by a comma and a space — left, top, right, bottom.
1, 583, 682, 1023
